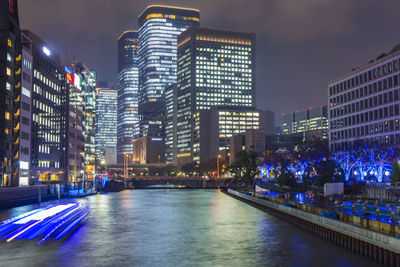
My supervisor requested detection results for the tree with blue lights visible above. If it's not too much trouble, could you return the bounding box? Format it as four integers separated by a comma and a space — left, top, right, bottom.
332, 151, 357, 182
258, 163, 274, 180
289, 160, 309, 181
367, 146, 394, 182
353, 146, 371, 182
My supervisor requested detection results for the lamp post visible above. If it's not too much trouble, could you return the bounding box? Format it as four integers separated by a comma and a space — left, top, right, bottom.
217, 154, 221, 178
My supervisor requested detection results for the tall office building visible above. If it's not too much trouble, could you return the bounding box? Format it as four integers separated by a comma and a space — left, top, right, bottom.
68, 63, 96, 179
96, 85, 117, 164
282, 106, 328, 139
64, 66, 84, 182
137, 5, 200, 138
328, 46, 400, 152
174, 27, 256, 165
0, 0, 22, 186
165, 83, 177, 164
23, 30, 67, 183
18, 32, 33, 185
117, 30, 139, 163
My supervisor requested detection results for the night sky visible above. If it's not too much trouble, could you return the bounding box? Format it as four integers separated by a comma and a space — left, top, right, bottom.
19, 0, 400, 125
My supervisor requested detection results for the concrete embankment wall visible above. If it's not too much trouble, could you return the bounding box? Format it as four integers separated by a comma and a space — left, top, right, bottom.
0, 185, 60, 209
225, 189, 400, 266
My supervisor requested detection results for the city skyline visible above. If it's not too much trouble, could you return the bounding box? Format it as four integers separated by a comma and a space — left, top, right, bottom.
18, 0, 400, 123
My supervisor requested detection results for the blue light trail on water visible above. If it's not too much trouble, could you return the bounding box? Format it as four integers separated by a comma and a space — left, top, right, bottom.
0, 203, 89, 245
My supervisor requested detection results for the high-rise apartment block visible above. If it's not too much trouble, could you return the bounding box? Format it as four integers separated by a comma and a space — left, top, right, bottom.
117, 30, 139, 163
174, 27, 256, 165
282, 106, 328, 139
137, 5, 200, 138
328, 47, 400, 152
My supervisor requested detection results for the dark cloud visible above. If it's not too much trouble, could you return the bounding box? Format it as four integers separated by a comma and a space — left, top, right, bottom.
19, 0, 400, 124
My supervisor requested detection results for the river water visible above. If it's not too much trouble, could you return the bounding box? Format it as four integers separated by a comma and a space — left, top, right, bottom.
0, 190, 376, 266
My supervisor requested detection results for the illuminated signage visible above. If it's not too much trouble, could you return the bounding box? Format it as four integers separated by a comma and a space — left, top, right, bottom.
151, 138, 162, 141
65, 67, 74, 84
66, 73, 73, 83
20, 161, 29, 170
74, 73, 82, 89
42, 46, 51, 57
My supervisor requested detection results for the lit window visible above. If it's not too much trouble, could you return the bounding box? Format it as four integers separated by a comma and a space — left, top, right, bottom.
7, 53, 12, 62
8, 39, 12, 47
6, 82, 11, 91
5, 112, 11, 120
6, 67, 11, 76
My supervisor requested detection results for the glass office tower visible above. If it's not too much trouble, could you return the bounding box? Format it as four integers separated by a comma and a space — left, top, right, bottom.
117, 30, 139, 163
174, 27, 256, 165
96, 87, 117, 162
137, 5, 200, 138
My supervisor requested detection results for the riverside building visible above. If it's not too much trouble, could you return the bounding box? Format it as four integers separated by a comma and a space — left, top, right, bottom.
173, 27, 257, 165
328, 45, 400, 152
23, 30, 67, 183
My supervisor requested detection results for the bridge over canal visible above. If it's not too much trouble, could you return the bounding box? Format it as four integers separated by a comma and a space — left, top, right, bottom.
127, 177, 229, 189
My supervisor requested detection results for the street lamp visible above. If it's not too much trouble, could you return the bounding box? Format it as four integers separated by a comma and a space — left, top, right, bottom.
217, 154, 222, 178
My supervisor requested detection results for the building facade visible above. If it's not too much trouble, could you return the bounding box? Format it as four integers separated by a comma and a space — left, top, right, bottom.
132, 136, 165, 165
282, 106, 328, 139
117, 30, 139, 163
165, 83, 177, 164
137, 5, 200, 138
64, 66, 84, 183
96, 86, 117, 164
328, 47, 400, 152
187, 108, 272, 165
0, 0, 22, 186
23, 30, 67, 183
18, 32, 33, 185
174, 27, 256, 165
229, 129, 266, 164
69, 63, 96, 180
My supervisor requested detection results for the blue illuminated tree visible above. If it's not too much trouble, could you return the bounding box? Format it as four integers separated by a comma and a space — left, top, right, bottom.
289, 160, 309, 181
353, 146, 371, 182
258, 163, 274, 180
332, 150, 357, 182
367, 146, 394, 182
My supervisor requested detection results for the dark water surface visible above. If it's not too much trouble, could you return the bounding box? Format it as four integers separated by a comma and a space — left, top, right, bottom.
0, 190, 377, 266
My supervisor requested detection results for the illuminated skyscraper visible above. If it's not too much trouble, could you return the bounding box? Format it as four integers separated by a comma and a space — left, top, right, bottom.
137, 5, 200, 138
117, 30, 139, 163
174, 27, 256, 165
96, 85, 117, 163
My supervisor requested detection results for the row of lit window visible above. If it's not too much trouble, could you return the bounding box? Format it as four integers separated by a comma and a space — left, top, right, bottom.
34, 69, 61, 92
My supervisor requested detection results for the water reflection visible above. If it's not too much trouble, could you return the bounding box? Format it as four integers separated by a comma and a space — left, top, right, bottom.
0, 190, 376, 266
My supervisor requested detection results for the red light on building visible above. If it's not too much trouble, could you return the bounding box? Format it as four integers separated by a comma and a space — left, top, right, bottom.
9, 0, 14, 14
66, 72, 73, 84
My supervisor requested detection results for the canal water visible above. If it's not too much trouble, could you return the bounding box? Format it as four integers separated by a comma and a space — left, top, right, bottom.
0, 190, 377, 266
